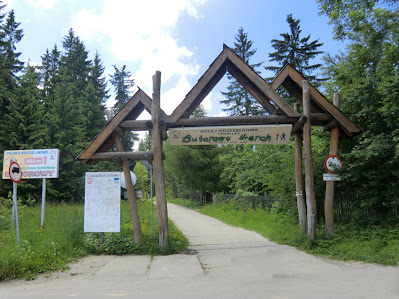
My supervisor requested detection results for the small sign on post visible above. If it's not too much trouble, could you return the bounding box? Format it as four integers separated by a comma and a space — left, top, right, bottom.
9, 162, 22, 246
324, 155, 343, 174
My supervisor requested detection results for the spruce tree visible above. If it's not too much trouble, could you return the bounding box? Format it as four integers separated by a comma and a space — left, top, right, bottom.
221, 27, 263, 116
4, 64, 47, 201
266, 14, 324, 83
0, 5, 24, 197
109, 65, 137, 152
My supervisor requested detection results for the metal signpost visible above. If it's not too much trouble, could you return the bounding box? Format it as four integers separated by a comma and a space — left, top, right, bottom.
9, 162, 22, 246
2, 149, 59, 229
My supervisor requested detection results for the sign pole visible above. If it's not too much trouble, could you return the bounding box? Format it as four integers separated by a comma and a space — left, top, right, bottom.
41, 178, 46, 230
12, 182, 20, 246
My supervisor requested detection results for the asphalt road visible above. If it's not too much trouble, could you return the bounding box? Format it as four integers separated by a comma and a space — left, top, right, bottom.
1, 203, 398, 298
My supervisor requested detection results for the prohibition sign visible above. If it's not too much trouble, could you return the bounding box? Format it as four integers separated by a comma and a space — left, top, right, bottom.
9, 162, 22, 183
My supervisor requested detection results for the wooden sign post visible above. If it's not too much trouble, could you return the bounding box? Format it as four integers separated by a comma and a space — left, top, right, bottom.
114, 133, 142, 243
151, 71, 169, 247
324, 93, 340, 238
294, 104, 307, 235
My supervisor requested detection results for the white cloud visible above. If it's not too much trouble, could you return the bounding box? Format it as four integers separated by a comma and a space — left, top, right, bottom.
25, 0, 57, 10
72, 0, 207, 115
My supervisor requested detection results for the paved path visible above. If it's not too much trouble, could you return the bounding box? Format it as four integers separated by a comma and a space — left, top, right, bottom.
1, 203, 398, 298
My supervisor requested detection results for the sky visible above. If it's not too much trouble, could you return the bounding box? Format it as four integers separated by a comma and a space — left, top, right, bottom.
3, 0, 345, 119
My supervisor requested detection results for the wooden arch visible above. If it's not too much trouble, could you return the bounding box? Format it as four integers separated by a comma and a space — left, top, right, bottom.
77, 45, 359, 244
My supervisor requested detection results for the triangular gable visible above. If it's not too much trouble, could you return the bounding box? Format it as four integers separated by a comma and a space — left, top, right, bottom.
77, 89, 169, 163
170, 45, 299, 123
271, 63, 360, 137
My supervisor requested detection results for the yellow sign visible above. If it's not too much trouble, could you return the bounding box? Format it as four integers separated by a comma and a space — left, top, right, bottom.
169, 125, 292, 145
2, 149, 59, 179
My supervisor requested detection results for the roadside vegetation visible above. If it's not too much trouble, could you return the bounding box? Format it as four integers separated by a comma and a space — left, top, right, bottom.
0, 198, 188, 281
168, 197, 399, 266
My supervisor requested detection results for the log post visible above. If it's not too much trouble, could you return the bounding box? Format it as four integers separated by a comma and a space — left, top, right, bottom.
325, 93, 340, 238
114, 133, 142, 243
294, 104, 307, 235
302, 80, 317, 240
151, 71, 169, 247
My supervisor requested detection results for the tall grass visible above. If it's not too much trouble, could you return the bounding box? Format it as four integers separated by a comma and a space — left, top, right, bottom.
0, 203, 86, 280
0, 200, 188, 281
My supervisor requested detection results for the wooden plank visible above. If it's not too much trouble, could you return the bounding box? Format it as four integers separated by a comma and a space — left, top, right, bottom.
227, 61, 276, 114
270, 64, 290, 90
120, 114, 332, 130
170, 49, 228, 123
294, 104, 307, 235
281, 77, 322, 113
226, 48, 299, 117
138, 88, 170, 122
114, 133, 142, 243
185, 62, 227, 117
291, 115, 307, 134
303, 80, 317, 240
77, 90, 144, 162
91, 151, 153, 161
325, 93, 340, 239
151, 71, 169, 247
287, 65, 360, 136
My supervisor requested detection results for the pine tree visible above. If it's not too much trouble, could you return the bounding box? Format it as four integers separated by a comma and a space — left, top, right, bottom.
4, 64, 47, 201
109, 65, 137, 152
266, 14, 324, 83
0, 4, 24, 197
40, 45, 60, 111
221, 27, 264, 116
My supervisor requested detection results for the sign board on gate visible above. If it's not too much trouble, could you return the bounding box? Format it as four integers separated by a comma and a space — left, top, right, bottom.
84, 172, 121, 233
2, 149, 59, 179
169, 125, 292, 146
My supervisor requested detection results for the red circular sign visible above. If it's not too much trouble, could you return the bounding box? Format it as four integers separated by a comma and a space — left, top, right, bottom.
324, 155, 343, 174
9, 162, 22, 183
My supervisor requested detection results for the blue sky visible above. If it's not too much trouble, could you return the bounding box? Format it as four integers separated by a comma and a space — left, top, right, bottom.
4, 0, 344, 118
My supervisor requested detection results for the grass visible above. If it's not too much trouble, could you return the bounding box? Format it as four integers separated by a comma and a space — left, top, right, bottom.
168, 198, 399, 266
0, 199, 188, 281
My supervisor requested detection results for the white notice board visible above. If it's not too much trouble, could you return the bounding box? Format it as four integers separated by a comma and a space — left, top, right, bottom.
84, 172, 121, 232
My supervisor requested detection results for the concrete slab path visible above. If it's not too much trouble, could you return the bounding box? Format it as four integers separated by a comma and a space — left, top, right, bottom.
1, 203, 398, 298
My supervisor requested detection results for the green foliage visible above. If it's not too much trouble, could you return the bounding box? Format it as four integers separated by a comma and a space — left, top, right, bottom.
266, 14, 325, 84
322, 5, 399, 212
164, 139, 226, 197
317, 0, 399, 40
220, 27, 264, 116
133, 162, 150, 199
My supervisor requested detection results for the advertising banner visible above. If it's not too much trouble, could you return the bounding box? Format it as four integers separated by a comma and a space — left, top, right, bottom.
2, 149, 59, 179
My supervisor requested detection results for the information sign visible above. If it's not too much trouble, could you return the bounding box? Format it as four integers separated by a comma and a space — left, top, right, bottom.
169, 125, 292, 146
2, 149, 59, 179
84, 172, 121, 233
323, 173, 342, 181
